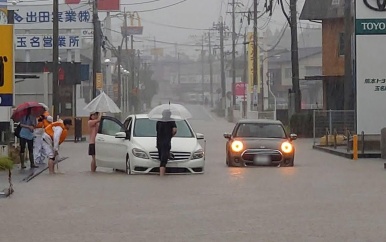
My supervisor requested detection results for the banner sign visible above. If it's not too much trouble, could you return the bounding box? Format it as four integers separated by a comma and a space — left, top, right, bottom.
8, 4, 93, 29
15, 34, 82, 50
121, 26, 144, 36
65, 0, 120, 12
0, 25, 14, 106
247, 32, 261, 93
355, 0, 386, 134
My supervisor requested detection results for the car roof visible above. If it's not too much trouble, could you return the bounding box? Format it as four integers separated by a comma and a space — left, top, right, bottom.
134, 114, 149, 119
124, 113, 185, 120
237, 119, 283, 125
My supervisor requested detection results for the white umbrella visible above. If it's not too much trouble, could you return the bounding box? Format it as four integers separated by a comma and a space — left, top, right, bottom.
38, 103, 49, 111
148, 103, 192, 122
83, 91, 121, 113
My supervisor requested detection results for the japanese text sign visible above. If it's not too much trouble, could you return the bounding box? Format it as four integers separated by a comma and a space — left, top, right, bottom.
15, 34, 82, 50
8, 4, 93, 29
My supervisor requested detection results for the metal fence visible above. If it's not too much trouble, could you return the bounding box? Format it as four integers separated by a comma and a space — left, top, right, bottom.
313, 110, 356, 146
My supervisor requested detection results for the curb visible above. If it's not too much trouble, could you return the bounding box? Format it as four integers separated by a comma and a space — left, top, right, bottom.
312, 145, 381, 159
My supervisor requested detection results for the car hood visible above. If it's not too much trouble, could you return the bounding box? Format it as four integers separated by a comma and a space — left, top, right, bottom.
233, 138, 288, 150
132, 137, 201, 153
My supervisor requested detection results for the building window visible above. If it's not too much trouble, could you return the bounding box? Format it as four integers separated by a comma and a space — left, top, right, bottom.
285, 68, 292, 78
339, 33, 345, 56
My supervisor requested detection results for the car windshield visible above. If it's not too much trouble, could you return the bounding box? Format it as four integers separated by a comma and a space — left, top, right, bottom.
234, 123, 287, 138
133, 118, 194, 138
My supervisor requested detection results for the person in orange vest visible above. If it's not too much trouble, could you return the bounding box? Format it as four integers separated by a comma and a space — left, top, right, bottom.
42, 119, 72, 174
34, 110, 53, 164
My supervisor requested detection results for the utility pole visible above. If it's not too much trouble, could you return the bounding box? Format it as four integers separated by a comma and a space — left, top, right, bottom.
52, 0, 59, 118
208, 31, 214, 107
131, 36, 135, 91
219, 20, 226, 110
177, 52, 181, 84
253, 0, 259, 111
243, 28, 247, 117
201, 35, 205, 105
92, 0, 101, 99
290, 0, 301, 113
231, 0, 236, 106
117, 46, 122, 108
344, 0, 353, 112
137, 50, 141, 89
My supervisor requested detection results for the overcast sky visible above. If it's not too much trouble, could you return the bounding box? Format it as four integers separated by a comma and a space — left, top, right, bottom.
105, 0, 307, 57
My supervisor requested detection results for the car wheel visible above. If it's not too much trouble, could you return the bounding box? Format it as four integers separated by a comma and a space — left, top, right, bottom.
126, 154, 131, 174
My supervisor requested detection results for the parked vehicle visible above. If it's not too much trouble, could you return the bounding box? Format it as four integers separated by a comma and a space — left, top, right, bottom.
95, 114, 205, 174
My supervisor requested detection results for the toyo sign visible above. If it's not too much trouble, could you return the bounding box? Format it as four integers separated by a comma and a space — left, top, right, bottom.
356, 19, 386, 34
355, 0, 386, 134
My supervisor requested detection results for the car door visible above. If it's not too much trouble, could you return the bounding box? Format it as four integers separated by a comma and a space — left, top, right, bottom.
95, 116, 128, 170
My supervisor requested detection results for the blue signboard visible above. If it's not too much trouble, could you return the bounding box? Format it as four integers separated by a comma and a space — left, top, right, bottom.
0, 94, 13, 106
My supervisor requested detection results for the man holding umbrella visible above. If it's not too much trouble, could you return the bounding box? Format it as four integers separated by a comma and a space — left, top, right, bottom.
156, 109, 177, 176
12, 102, 48, 169
18, 107, 39, 169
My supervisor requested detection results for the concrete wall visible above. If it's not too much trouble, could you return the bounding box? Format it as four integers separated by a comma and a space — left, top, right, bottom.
14, 73, 53, 108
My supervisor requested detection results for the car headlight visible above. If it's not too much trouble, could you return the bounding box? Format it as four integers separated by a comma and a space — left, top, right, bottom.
281, 141, 293, 153
132, 148, 149, 159
192, 149, 204, 159
231, 140, 244, 152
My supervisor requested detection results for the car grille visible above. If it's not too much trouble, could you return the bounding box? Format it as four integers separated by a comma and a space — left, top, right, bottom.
241, 149, 283, 162
149, 151, 192, 161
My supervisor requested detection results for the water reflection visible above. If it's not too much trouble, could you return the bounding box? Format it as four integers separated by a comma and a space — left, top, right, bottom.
228, 167, 246, 180
279, 167, 296, 176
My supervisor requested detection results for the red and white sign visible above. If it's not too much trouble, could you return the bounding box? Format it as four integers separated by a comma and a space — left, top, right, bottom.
98, 0, 120, 11
65, 0, 120, 11
234, 82, 246, 96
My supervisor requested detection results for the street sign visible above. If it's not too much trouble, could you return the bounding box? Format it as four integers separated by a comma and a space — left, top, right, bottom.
15, 34, 82, 50
96, 73, 103, 90
0, 25, 14, 106
8, 4, 93, 30
81, 29, 94, 38
356, 0, 386, 134
121, 26, 144, 36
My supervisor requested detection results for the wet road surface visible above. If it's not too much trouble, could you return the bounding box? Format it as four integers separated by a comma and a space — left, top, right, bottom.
1, 105, 386, 241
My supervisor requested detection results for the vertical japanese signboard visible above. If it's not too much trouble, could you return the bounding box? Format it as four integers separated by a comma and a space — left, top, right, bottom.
0, 25, 14, 106
96, 73, 103, 90
356, 0, 386, 134
247, 32, 254, 93
247, 32, 260, 94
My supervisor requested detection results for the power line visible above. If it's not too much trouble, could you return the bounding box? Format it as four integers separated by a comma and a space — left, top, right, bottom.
121, 0, 164, 6
133, 0, 190, 13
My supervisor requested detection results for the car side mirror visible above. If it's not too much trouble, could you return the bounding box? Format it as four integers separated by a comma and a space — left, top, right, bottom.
290, 134, 297, 140
223, 133, 231, 139
196, 133, 204, 140
115, 132, 127, 139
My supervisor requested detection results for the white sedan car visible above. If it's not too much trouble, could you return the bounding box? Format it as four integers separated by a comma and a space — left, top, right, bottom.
95, 114, 205, 174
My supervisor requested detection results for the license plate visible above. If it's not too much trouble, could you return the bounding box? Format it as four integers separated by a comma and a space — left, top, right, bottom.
253, 155, 271, 164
